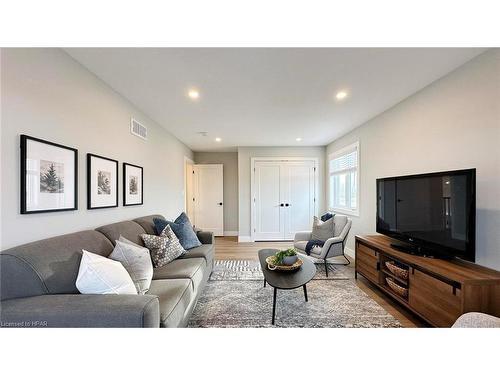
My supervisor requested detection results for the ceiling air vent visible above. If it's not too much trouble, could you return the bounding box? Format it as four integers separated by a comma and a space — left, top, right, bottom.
130, 118, 147, 140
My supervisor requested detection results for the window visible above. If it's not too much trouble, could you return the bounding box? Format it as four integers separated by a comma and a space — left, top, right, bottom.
329, 142, 359, 216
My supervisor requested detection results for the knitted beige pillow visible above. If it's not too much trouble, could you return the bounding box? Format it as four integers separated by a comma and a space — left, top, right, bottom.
311, 216, 335, 241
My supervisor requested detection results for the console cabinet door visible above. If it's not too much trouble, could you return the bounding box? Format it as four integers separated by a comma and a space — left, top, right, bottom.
409, 268, 462, 327
356, 243, 379, 284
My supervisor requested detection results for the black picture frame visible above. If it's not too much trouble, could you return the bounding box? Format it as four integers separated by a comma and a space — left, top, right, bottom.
123, 162, 144, 206
87, 153, 119, 209
20, 134, 78, 214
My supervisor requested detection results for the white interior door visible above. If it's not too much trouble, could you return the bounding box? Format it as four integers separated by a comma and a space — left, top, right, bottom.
282, 161, 316, 239
193, 164, 224, 236
253, 159, 316, 241
254, 162, 284, 240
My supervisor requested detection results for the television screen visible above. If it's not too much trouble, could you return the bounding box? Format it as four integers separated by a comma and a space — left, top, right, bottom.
376, 169, 475, 261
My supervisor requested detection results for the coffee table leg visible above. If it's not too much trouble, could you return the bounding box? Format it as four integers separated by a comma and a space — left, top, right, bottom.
272, 287, 277, 325
264, 279, 266, 287
303, 284, 308, 302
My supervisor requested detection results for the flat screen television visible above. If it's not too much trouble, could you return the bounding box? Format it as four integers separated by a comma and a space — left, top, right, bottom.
376, 169, 476, 262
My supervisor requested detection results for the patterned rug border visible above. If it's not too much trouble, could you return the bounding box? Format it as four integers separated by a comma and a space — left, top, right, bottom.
210, 259, 355, 281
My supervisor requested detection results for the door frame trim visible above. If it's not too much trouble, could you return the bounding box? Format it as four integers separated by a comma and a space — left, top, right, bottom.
184, 156, 194, 214
250, 157, 319, 242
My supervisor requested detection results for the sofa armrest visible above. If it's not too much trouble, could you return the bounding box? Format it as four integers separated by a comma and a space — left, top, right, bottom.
294, 231, 312, 242
197, 230, 214, 245
0, 294, 159, 328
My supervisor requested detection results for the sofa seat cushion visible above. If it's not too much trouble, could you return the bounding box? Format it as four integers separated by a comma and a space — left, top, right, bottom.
153, 258, 206, 293
147, 279, 193, 328
180, 244, 214, 265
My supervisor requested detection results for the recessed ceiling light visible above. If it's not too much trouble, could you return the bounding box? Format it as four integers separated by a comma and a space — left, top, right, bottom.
188, 89, 200, 100
215, 137, 222, 142
335, 91, 348, 100
296, 137, 302, 142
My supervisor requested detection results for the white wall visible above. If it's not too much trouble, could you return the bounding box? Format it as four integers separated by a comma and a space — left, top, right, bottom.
1, 48, 193, 249
193, 152, 239, 234
326, 49, 500, 270
238, 146, 326, 239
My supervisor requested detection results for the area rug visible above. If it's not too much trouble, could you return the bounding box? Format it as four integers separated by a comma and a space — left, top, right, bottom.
209, 259, 355, 281
188, 260, 402, 328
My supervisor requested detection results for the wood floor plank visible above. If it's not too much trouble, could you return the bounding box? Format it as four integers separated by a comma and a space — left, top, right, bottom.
214, 236, 426, 327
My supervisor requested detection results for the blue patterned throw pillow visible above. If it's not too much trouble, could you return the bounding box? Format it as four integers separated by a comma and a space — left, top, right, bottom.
153, 213, 201, 250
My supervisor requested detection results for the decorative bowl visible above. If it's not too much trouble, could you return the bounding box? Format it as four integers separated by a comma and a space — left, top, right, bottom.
282, 255, 298, 265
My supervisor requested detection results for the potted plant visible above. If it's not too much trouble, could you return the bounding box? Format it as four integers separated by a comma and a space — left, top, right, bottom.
274, 248, 298, 266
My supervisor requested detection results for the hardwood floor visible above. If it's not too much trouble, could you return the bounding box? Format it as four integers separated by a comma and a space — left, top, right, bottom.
214, 236, 427, 328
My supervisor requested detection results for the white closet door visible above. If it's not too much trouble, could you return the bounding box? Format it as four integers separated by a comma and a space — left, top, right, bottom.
193, 164, 224, 236
254, 162, 284, 240
253, 160, 316, 241
282, 161, 316, 239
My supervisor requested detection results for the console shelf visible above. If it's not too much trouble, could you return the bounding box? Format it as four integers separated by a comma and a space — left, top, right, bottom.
355, 234, 500, 327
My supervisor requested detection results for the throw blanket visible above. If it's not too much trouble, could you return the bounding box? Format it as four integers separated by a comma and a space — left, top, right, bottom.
305, 239, 325, 255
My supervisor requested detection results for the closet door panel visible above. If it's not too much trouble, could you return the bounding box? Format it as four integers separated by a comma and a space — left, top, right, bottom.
254, 162, 284, 240
283, 161, 316, 239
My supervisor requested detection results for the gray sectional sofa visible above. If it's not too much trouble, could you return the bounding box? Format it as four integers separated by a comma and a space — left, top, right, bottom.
0, 214, 214, 328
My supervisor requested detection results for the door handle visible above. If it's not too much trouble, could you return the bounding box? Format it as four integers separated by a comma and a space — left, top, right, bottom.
218, 202, 223, 206
285, 203, 290, 207
280, 203, 284, 207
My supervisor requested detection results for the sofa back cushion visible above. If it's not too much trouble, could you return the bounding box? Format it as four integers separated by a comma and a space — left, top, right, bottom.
0, 230, 113, 300
96, 220, 146, 246
134, 214, 165, 235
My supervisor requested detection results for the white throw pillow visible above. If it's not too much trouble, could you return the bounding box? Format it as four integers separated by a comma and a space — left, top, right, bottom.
76, 250, 137, 295
109, 236, 153, 294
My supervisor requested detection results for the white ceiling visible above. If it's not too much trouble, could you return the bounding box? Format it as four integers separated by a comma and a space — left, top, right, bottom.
66, 48, 485, 151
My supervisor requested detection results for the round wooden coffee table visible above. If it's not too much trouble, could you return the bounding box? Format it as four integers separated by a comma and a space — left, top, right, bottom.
258, 249, 316, 325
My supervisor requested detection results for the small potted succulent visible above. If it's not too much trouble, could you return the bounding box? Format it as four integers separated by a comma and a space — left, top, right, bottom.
274, 248, 298, 266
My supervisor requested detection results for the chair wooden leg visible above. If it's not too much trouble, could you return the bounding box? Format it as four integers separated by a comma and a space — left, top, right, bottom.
324, 259, 328, 277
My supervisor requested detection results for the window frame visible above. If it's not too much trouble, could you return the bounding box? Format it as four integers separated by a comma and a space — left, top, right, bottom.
328, 141, 360, 217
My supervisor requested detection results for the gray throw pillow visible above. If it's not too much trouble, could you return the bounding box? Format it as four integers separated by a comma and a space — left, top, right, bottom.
109, 236, 153, 294
159, 224, 186, 256
141, 228, 185, 268
311, 216, 335, 241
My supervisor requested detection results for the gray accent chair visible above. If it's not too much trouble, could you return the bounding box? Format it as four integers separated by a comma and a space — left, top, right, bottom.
294, 214, 352, 277
452, 312, 500, 328
0, 214, 214, 328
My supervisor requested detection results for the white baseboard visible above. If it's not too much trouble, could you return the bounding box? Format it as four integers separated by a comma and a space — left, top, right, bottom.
238, 236, 253, 243
223, 231, 239, 236
345, 246, 355, 259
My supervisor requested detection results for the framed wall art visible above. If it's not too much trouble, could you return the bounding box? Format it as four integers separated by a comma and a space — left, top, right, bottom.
87, 153, 118, 209
20, 135, 78, 214
123, 163, 143, 206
